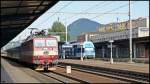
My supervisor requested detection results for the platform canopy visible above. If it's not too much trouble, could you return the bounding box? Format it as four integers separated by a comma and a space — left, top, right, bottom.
1, 0, 58, 48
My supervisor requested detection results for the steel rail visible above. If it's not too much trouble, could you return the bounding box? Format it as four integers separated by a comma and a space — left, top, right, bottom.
58, 63, 149, 83
39, 71, 89, 83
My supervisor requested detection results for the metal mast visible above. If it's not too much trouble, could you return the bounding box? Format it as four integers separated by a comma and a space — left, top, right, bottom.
129, 0, 133, 63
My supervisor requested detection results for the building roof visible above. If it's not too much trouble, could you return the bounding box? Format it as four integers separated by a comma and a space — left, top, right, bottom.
1, 0, 58, 48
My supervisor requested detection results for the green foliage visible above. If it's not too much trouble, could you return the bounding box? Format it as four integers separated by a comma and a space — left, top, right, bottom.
118, 27, 124, 32
48, 21, 70, 42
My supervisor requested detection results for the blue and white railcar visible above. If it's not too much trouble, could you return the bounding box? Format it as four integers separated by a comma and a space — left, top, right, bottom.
73, 41, 95, 58
61, 41, 95, 59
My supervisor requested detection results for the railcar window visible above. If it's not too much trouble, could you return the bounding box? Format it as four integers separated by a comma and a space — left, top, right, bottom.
46, 40, 57, 46
34, 40, 45, 47
85, 48, 95, 52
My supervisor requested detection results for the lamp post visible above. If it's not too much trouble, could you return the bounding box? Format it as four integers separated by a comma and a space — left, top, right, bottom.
81, 45, 83, 61
109, 40, 114, 64
63, 50, 65, 59
66, 27, 68, 43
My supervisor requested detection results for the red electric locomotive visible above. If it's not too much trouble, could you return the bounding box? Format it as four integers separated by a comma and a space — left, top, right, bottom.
6, 30, 59, 71
21, 35, 58, 70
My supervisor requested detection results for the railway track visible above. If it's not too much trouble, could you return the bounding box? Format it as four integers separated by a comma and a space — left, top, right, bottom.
40, 72, 88, 83
2, 57, 149, 83
2, 57, 89, 83
39, 66, 127, 83
59, 63, 149, 83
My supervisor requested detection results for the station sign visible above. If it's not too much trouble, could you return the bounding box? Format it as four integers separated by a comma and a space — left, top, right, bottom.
62, 44, 73, 48
66, 66, 71, 74
107, 45, 116, 48
138, 27, 149, 37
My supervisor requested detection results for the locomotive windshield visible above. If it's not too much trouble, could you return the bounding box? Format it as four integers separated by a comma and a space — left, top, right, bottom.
46, 39, 57, 46
34, 40, 45, 47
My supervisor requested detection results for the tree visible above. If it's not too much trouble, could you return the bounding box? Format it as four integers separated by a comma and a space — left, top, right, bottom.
48, 21, 70, 42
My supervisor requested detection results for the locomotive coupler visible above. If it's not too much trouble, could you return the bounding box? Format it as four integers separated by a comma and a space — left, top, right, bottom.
44, 61, 49, 70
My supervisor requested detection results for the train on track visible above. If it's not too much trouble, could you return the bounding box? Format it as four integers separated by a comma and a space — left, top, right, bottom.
61, 41, 95, 59
5, 30, 58, 71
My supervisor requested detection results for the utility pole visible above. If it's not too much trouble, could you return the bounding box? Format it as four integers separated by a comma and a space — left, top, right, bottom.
58, 17, 59, 22
66, 26, 68, 43
65, 20, 68, 43
116, 17, 119, 32
129, 0, 133, 63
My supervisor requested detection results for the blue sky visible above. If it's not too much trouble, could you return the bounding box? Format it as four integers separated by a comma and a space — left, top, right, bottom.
7, 1, 149, 43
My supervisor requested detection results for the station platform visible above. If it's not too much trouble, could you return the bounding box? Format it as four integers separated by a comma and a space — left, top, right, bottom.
1, 58, 40, 83
58, 59, 149, 74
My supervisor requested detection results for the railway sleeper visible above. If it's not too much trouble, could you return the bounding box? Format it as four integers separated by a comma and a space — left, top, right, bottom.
59, 63, 149, 82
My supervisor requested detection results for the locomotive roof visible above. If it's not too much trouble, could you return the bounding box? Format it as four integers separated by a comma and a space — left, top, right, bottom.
62, 41, 94, 46
24, 34, 56, 42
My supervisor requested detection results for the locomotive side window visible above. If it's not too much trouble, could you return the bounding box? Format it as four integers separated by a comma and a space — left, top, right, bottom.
34, 40, 45, 47
46, 40, 57, 46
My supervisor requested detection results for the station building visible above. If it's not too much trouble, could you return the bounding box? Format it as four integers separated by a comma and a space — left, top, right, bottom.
77, 17, 149, 59
97, 17, 149, 32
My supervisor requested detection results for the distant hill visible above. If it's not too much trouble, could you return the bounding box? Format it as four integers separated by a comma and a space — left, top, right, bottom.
67, 18, 101, 41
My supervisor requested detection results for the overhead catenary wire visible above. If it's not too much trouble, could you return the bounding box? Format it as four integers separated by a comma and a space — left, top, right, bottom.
44, 12, 128, 15
62, 1, 106, 23
36, 1, 73, 27
34, 1, 137, 30
82, 1, 106, 12
38, 1, 109, 30
36, 1, 124, 28
61, 1, 113, 22
17, 1, 73, 43
63, 2, 127, 27
90, 1, 137, 20
61, 1, 137, 25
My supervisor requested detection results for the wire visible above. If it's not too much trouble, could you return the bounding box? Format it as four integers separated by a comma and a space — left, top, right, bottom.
36, 1, 73, 27
62, 1, 112, 22
83, 1, 106, 12
44, 12, 128, 15
91, 1, 137, 20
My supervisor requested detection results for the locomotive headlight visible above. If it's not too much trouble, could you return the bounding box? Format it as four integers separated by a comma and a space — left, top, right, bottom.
43, 48, 48, 50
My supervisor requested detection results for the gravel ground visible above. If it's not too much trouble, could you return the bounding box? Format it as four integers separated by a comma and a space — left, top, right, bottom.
58, 59, 149, 74
52, 66, 127, 83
